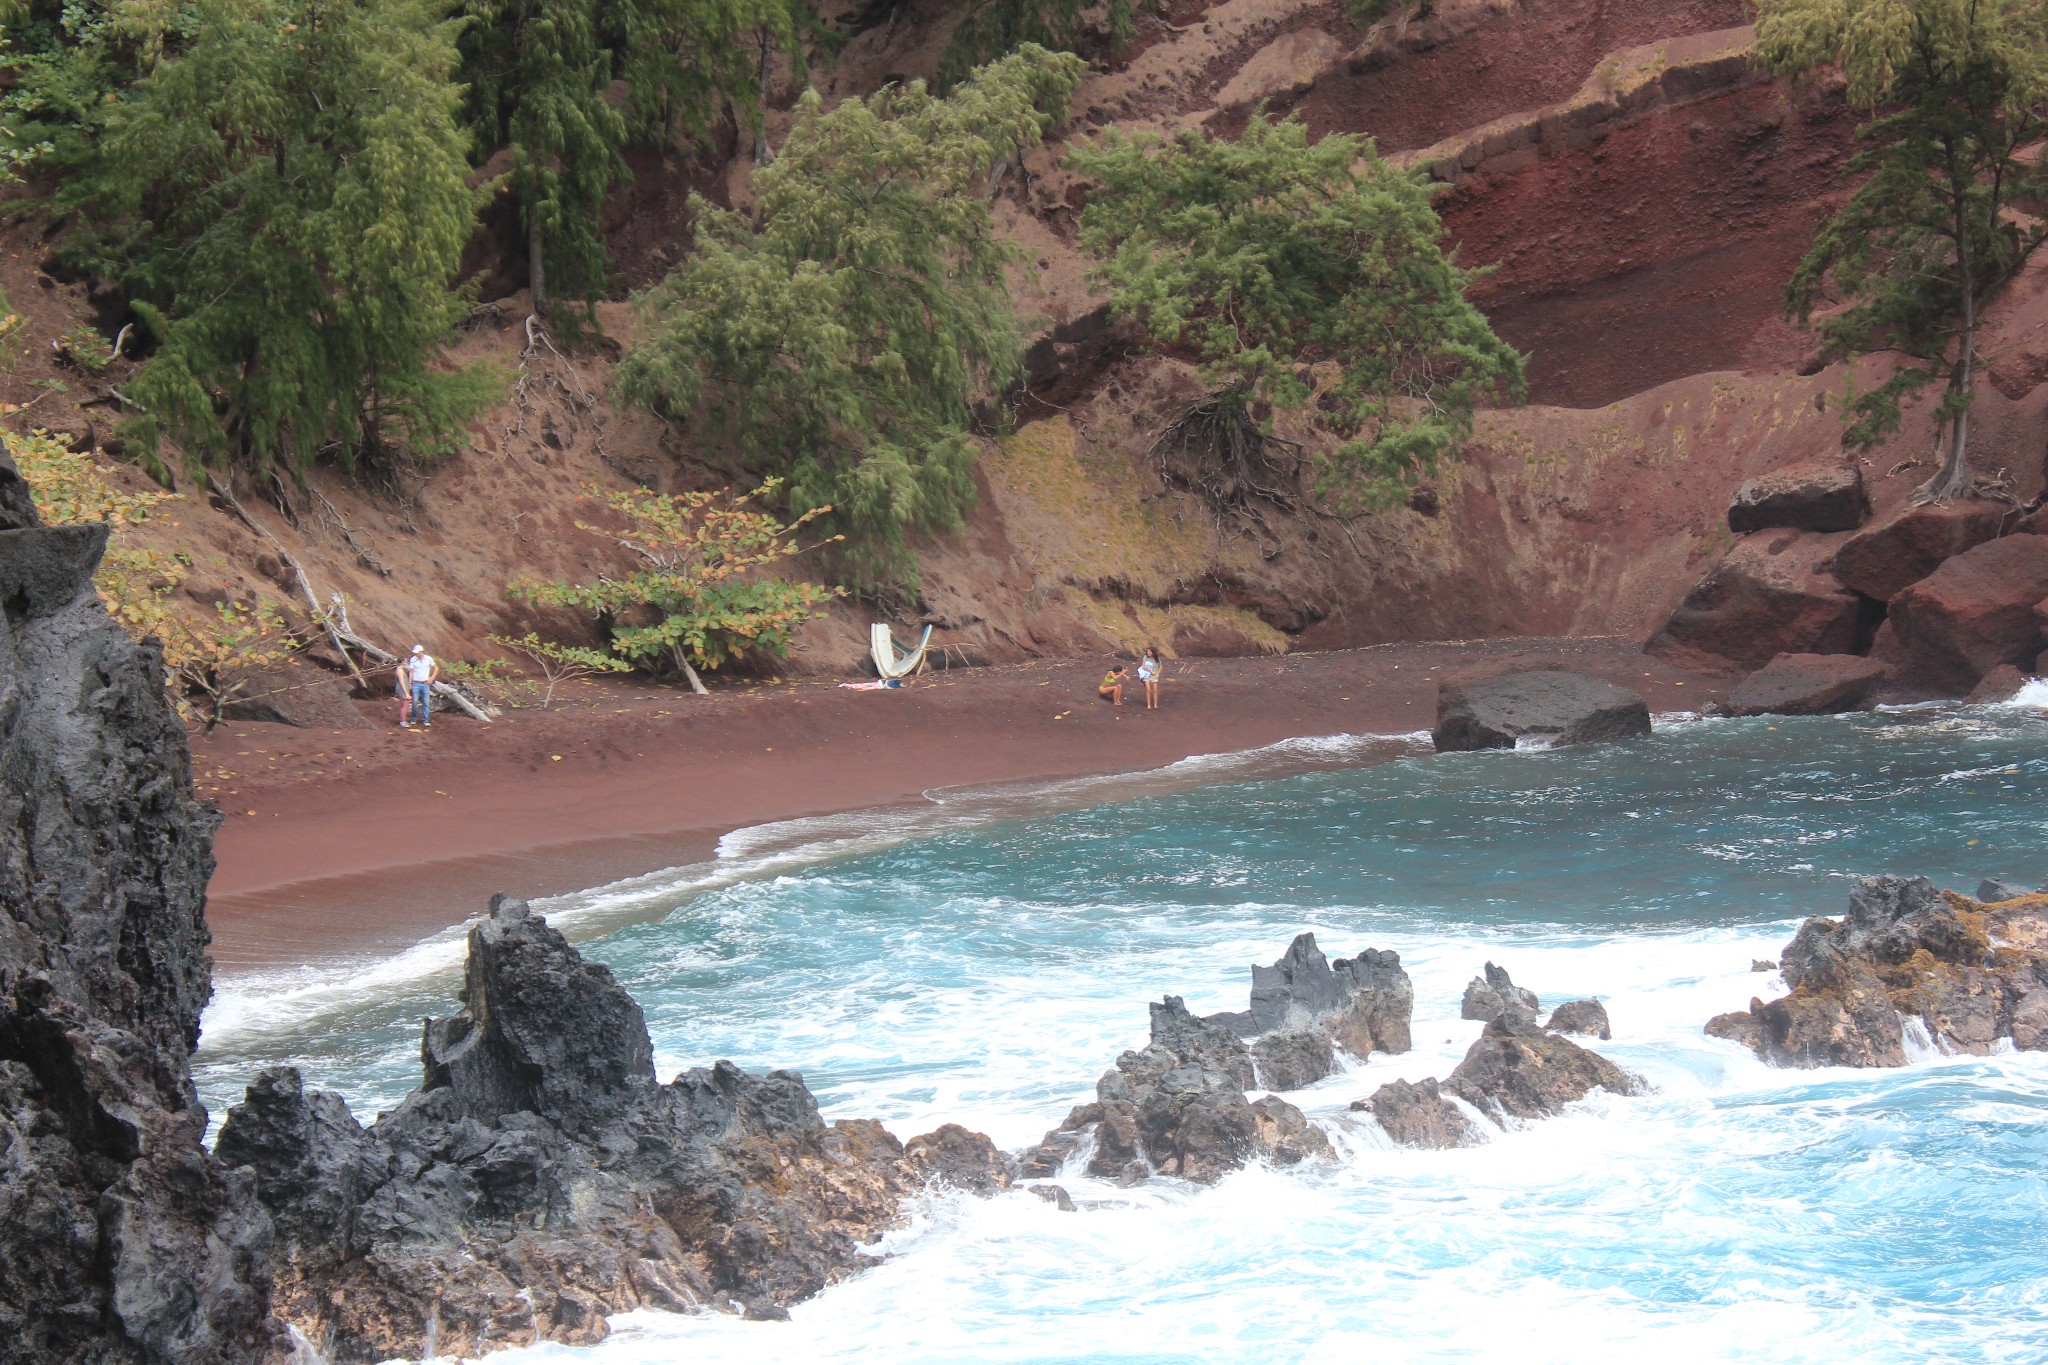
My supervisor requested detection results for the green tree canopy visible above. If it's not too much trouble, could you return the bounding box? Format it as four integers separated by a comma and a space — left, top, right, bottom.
459, 0, 829, 318
60, 0, 496, 474
616, 44, 1086, 587
1068, 112, 1523, 515
1760, 0, 2048, 502
936, 0, 1140, 92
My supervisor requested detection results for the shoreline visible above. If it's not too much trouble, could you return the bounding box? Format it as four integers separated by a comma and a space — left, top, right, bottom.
200, 637, 1732, 974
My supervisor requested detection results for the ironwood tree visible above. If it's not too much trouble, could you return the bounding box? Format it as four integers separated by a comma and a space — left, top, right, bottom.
615, 44, 1085, 587
1760, 0, 2048, 503
459, 0, 830, 319
1068, 112, 1523, 518
50, 0, 497, 475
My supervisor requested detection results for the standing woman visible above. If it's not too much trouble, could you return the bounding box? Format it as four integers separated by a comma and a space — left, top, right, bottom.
1139, 647, 1162, 710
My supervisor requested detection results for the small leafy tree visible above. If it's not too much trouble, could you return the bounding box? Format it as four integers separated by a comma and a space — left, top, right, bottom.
1760, 0, 2048, 503
616, 44, 1086, 587
487, 631, 630, 707
9, 428, 307, 727
1068, 112, 1524, 516
509, 482, 842, 693
57, 0, 497, 475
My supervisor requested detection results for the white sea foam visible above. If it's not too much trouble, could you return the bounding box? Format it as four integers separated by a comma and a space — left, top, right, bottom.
202, 732, 1429, 1049
202, 709, 2048, 1364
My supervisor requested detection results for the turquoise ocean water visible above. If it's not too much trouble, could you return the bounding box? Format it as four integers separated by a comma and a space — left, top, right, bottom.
195, 697, 2048, 1364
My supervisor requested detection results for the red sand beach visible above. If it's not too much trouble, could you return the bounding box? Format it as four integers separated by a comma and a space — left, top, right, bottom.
199, 639, 1729, 973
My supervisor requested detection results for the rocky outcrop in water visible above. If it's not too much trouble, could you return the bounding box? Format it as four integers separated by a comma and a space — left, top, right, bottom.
1724, 652, 1886, 717
215, 895, 1004, 1361
1018, 933, 1409, 1184
1360, 967, 1639, 1148
1351, 1078, 1476, 1149
1445, 1008, 1643, 1118
1432, 669, 1651, 752
1460, 961, 1538, 1022
1704, 875, 2048, 1067
1544, 999, 1612, 1039
0, 451, 280, 1363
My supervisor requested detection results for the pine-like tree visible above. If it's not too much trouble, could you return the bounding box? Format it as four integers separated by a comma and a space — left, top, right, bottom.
65, 0, 496, 474
1760, 0, 2048, 503
1069, 112, 1523, 515
616, 44, 1086, 587
460, 0, 830, 318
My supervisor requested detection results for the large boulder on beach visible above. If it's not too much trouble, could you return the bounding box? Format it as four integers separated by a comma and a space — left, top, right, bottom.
1646, 530, 1862, 671
1725, 652, 1887, 717
217, 896, 1000, 1362
0, 459, 281, 1364
1830, 501, 2009, 602
1871, 535, 2048, 693
1432, 669, 1650, 752
1703, 875, 2048, 1067
1727, 460, 1869, 534
1446, 1009, 1644, 1120
1352, 1078, 1477, 1149
1461, 961, 1539, 1021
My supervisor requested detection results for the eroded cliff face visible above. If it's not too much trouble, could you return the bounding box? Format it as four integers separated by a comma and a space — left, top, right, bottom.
0, 449, 279, 1362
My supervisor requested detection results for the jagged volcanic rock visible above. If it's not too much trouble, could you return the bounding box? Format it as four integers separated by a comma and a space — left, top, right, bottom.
0, 444, 280, 1364
1446, 1009, 1644, 1120
216, 895, 1001, 1361
1018, 934, 1413, 1184
1704, 875, 2048, 1066
1351, 1078, 1476, 1150
1432, 669, 1651, 752
1460, 961, 1539, 1022
1235, 932, 1414, 1061
1544, 999, 1612, 1040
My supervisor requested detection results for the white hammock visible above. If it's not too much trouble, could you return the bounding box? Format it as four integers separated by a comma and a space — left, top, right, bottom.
870, 622, 933, 680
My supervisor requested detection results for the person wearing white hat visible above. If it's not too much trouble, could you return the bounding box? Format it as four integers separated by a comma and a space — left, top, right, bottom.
405, 644, 440, 729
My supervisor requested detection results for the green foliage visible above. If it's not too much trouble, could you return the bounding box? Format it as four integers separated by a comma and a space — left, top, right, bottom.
936, 0, 1140, 92
46, 0, 496, 476
53, 323, 117, 372
1760, 0, 2048, 498
507, 481, 842, 684
459, 0, 828, 319
487, 630, 630, 706
1069, 111, 1523, 512
617, 45, 1085, 587
0, 0, 171, 176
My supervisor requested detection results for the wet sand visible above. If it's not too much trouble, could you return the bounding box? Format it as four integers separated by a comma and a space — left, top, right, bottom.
199, 638, 1730, 973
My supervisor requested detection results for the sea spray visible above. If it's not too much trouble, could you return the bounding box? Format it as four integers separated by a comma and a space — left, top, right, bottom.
194, 707, 2048, 1361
